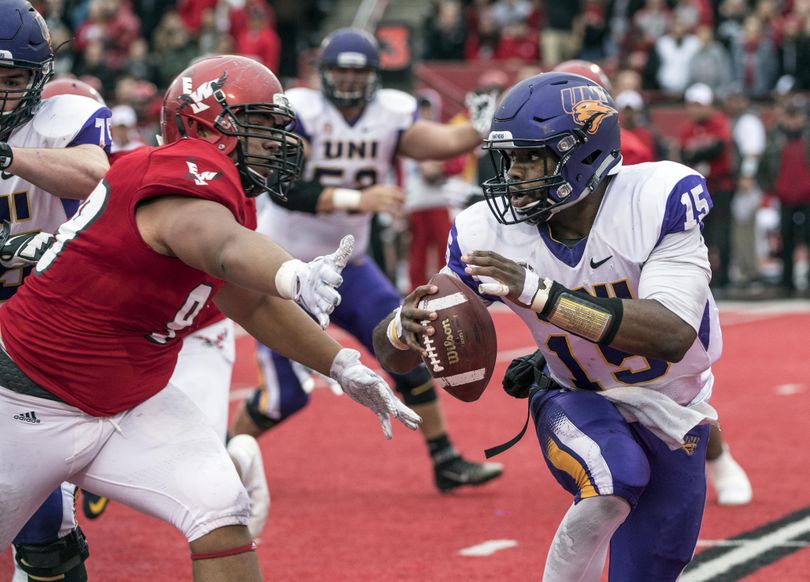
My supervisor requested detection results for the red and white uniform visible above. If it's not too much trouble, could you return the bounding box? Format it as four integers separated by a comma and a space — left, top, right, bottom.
0, 139, 254, 547
1, 139, 254, 415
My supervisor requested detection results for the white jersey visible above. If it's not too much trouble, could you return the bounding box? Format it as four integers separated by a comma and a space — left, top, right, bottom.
447, 161, 722, 406
260, 87, 417, 260
1, 94, 110, 300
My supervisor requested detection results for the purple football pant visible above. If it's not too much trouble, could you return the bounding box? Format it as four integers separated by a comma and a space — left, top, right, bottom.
531, 388, 709, 581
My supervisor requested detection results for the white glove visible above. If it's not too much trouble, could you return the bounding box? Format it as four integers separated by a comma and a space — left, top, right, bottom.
275, 235, 354, 329
0, 221, 54, 268
465, 90, 498, 139
329, 348, 422, 439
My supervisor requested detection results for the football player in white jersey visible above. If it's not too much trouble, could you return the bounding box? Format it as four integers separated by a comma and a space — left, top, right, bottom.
0, 2, 111, 580
374, 72, 723, 580
553, 59, 752, 508
229, 27, 504, 492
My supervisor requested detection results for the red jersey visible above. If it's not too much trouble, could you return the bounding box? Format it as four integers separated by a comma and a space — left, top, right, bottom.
0, 139, 256, 416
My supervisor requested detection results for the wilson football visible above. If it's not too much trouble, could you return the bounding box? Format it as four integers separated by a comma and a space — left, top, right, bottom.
417, 273, 497, 402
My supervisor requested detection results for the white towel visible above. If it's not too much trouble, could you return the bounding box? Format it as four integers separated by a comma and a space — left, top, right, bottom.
598, 387, 718, 451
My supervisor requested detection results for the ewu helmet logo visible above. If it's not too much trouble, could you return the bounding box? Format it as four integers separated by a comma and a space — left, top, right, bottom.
180, 73, 227, 114
560, 86, 617, 135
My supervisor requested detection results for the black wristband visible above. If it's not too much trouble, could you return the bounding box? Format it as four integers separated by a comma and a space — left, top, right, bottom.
0, 142, 12, 171
538, 281, 623, 345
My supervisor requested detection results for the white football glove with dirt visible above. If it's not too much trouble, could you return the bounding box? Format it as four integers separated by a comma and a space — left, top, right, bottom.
329, 348, 422, 439
275, 235, 354, 329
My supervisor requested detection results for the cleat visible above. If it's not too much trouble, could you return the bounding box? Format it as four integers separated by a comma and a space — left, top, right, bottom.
434, 455, 503, 492
227, 434, 270, 538
81, 490, 109, 519
707, 446, 752, 506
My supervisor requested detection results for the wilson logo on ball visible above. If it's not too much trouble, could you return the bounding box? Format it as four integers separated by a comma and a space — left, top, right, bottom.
418, 273, 497, 402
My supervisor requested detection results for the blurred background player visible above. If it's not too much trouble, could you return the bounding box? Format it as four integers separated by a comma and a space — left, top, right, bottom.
40, 76, 105, 104
554, 59, 752, 507
0, 2, 111, 580
229, 27, 503, 493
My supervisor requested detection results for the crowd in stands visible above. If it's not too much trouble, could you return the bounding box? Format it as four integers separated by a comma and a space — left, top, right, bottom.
417, 1, 810, 298
36, 0, 325, 141
423, 0, 810, 97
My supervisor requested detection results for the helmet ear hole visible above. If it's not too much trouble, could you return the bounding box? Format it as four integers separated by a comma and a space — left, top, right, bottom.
581, 150, 602, 165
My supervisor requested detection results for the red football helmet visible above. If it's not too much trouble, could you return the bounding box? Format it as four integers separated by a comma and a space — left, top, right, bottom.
161, 55, 303, 199
42, 77, 106, 105
553, 60, 613, 93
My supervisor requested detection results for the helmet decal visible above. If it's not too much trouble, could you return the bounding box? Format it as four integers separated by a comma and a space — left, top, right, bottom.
561, 85, 617, 135
180, 72, 226, 114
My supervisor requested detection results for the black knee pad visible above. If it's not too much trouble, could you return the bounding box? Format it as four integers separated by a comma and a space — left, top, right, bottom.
394, 365, 437, 406
245, 388, 281, 431
15, 527, 89, 582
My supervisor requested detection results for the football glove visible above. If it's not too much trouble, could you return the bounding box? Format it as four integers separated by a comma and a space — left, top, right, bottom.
275, 235, 354, 329
465, 90, 498, 139
329, 348, 422, 439
0, 221, 55, 269
502, 350, 547, 399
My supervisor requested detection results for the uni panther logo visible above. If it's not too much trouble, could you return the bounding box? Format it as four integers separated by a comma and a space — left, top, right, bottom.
560, 86, 617, 135
682, 434, 701, 456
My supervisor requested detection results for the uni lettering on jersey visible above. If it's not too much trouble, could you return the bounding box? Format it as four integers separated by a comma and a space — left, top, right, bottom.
323, 140, 379, 160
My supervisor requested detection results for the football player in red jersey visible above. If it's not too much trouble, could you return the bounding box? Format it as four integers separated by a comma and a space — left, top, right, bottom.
0, 55, 420, 582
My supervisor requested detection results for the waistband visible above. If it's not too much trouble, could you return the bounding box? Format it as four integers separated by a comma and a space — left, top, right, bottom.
0, 346, 65, 403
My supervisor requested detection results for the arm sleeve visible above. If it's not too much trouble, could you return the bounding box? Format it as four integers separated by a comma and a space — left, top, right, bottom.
270, 178, 322, 213
639, 228, 711, 332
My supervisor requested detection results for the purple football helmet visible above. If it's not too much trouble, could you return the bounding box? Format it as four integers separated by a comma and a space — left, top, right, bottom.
319, 28, 380, 108
0, 0, 54, 140
482, 72, 622, 225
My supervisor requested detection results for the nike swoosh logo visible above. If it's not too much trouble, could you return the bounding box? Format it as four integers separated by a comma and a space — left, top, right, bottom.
87, 497, 109, 514
590, 256, 612, 269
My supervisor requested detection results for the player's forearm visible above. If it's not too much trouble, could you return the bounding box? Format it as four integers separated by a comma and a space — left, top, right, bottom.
604, 298, 696, 362
237, 294, 342, 375
215, 229, 297, 297
372, 313, 423, 374
399, 121, 481, 161
5, 145, 108, 199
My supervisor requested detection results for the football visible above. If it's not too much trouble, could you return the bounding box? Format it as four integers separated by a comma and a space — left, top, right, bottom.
417, 273, 498, 402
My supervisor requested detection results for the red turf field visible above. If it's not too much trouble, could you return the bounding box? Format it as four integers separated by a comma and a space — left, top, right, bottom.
3, 302, 809, 581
